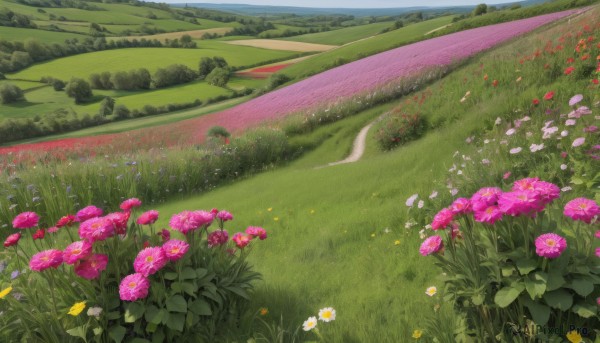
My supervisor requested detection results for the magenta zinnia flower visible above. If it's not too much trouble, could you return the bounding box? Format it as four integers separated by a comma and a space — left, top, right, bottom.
76, 206, 104, 222
564, 198, 600, 224
532, 181, 560, 205
474, 206, 503, 224
30, 249, 63, 271
133, 247, 167, 276
450, 198, 472, 215
3, 233, 21, 247
63, 240, 92, 265
120, 198, 142, 211
498, 191, 542, 216
169, 210, 211, 234
56, 214, 76, 228
119, 273, 150, 302
419, 236, 443, 256
245, 226, 267, 240
232, 232, 251, 249
217, 210, 233, 222
207, 230, 229, 247
12, 211, 39, 229
74, 254, 108, 280
512, 177, 539, 192
105, 211, 130, 235
162, 239, 189, 262
535, 233, 567, 259
137, 210, 159, 225
431, 208, 454, 230
471, 187, 503, 212
79, 217, 115, 243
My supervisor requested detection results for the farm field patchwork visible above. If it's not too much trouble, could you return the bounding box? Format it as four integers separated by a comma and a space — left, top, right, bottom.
0, 26, 88, 43
110, 27, 235, 41
284, 21, 394, 45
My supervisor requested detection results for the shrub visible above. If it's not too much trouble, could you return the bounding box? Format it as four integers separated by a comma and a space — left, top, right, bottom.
0, 83, 24, 104
205, 67, 230, 87
52, 79, 65, 91
65, 78, 93, 104
98, 97, 115, 116
375, 112, 427, 150
113, 104, 130, 119
153, 64, 197, 88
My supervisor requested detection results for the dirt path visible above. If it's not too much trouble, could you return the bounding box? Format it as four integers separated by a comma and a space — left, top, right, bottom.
327, 121, 376, 167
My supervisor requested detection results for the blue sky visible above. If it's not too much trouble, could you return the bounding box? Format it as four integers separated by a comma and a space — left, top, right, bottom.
162, 0, 507, 8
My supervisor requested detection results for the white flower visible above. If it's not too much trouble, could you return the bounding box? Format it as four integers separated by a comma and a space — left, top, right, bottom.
481, 159, 490, 165
484, 139, 490, 144
450, 188, 459, 196
457, 170, 463, 175
529, 143, 544, 152
521, 116, 531, 122
425, 286, 437, 297
406, 194, 419, 207
425, 224, 432, 230
87, 306, 103, 318
419, 229, 427, 239
561, 186, 572, 192
506, 128, 516, 136
303, 316, 318, 331
417, 200, 424, 209
495, 117, 502, 125
509, 147, 522, 154
565, 119, 577, 126
560, 164, 567, 170
429, 191, 438, 199
561, 130, 569, 137
318, 307, 336, 322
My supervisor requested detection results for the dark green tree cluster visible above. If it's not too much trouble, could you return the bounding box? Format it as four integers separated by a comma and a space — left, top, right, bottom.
65, 78, 93, 104
0, 84, 25, 104
198, 56, 228, 79
153, 64, 198, 88
89, 68, 151, 90
0, 7, 36, 28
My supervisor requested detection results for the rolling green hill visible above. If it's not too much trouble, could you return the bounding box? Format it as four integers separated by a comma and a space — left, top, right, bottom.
284, 21, 394, 45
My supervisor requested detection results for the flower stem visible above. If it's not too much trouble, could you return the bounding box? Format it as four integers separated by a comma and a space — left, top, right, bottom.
47, 270, 58, 317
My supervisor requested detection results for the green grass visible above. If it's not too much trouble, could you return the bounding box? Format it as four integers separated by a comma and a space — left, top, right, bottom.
0, 25, 88, 43
258, 24, 306, 38
281, 16, 454, 80
284, 22, 393, 45
0, 79, 45, 90
10, 43, 299, 81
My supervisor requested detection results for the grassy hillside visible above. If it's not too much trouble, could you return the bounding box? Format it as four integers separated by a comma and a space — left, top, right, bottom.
0, 25, 87, 42
284, 21, 393, 45
281, 16, 454, 80
9, 43, 299, 81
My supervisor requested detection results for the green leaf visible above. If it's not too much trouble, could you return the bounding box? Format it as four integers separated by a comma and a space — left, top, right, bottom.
166, 295, 187, 313
195, 268, 208, 279
107, 297, 121, 310
571, 177, 584, 185
516, 259, 537, 275
501, 267, 514, 277
144, 305, 164, 325
93, 327, 103, 336
128, 339, 151, 343
570, 278, 594, 297
109, 325, 126, 343
561, 229, 577, 239
146, 322, 157, 334
166, 313, 185, 332
525, 272, 547, 300
181, 267, 197, 280
124, 303, 145, 323
471, 293, 484, 306
164, 272, 178, 281
546, 271, 565, 291
152, 330, 165, 343
494, 285, 524, 308
522, 297, 550, 325
66, 326, 88, 342
543, 289, 573, 311
106, 311, 121, 320
189, 298, 212, 316
226, 286, 249, 300
572, 303, 597, 318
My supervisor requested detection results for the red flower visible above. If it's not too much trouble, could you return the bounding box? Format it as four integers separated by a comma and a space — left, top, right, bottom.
483, 74, 488, 81
532, 99, 540, 105
544, 63, 550, 69
564, 66, 575, 75
581, 54, 590, 61
566, 57, 575, 64
56, 214, 76, 228
544, 91, 554, 100
593, 79, 599, 85
492, 80, 498, 87
33, 228, 46, 240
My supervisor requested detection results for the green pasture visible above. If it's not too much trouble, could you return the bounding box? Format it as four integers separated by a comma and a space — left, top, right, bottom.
284, 21, 393, 45
0, 25, 87, 43
257, 24, 306, 38
10, 44, 299, 81
0, 79, 45, 90
281, 16, 454, 80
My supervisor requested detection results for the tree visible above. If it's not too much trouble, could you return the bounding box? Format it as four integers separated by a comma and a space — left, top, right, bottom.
0, 84, 24, 104
98, 97, 115, 116
131, 68, 151, 89
205, 67, 230, 87
65, 78, 93, 104
198, 57, 215, 79
212, 56, 228, 69
52, 79, 65, 91
473, 3, 488, 16
113, 104, 130, 119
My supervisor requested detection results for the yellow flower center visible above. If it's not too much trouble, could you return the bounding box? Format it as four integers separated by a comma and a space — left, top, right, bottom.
546, 239, 556, 247
485, 207, 494, 214
128, 282, 137, 289
41, 256, 49, 262
322, 311, 331, 319
145, 256, 154, 263
72, 248, 81, 255
578, 203, 588, 210
170, 247, 180, 254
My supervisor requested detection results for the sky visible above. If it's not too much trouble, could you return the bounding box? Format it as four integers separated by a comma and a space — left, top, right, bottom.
160, 0, 507, 8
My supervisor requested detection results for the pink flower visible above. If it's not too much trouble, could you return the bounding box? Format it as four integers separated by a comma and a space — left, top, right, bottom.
169, 210, 212, 234
119, 273, 150, 302
419, 236, 443, 256
232, 232, 251, 249
512, 177, 539, 192
3, 233, 21, 247
63, 241, 92, 265
471, 187, 503, 212
74, 254, 108, 280
32, 228, 45, 240
532, 181, 560, 205
509, 147, 522, 154
56, 214, 76, 228
105, 212, 130, 235
158, 229, 170, 242
535, 233, 567, 258
584, 125, 598, 133
450, 198, 472, 215
595, 230, 600, 239
474, 206, 503, 224
217, 210, 233, 222
133, 247, 168, 276
431, 208, 454, 230
569, 94, 583, 106
572, 137, 586, 147
30, 249, 63, 271
120, 198, 142, 212
47, 226, 59, 233
503, 172, 511, 180
498, 191, 542, 216
207, 230, 229, 248
162, 239, 189, 262
564, 198, 600, 224
12, 212, 39, 229
596, 248, 600, 258
137, 210, 159, 225
79, 217, 115, 243
76, 206, 103, 222
245, 226, 267, 240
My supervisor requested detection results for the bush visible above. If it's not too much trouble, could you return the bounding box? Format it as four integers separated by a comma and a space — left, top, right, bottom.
375, 113, 427, 150
65, 78, 93, 104
98, 97, 115, 116
113, 104, 130, 119
0, 83, 24, 104
153, 64, 197, 88
205, 67, 230, 87
52, 79, 65, 91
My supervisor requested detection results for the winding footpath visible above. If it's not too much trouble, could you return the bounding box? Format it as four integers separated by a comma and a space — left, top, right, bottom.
327, 121, 376, 167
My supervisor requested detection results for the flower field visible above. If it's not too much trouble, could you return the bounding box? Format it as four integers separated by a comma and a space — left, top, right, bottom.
0, 9, 582, 165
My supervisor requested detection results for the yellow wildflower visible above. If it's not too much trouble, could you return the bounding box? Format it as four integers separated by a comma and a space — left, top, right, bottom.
259, 307, 268, 316
68, 301, 87, 316
273, 217, 279, 221
267, 208, 272, 212
566, 331, 582, 343
412, 329, 423, 339
394, 240, 401, 246
0, 286, 12, 299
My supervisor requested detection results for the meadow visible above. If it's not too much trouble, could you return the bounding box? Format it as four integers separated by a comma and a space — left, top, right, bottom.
283, 21, 394, 45
0, 26, 87, 43
0, 1, 598, 341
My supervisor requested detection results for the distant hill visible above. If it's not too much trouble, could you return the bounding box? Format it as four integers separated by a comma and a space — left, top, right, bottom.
172, 0, 551, 17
